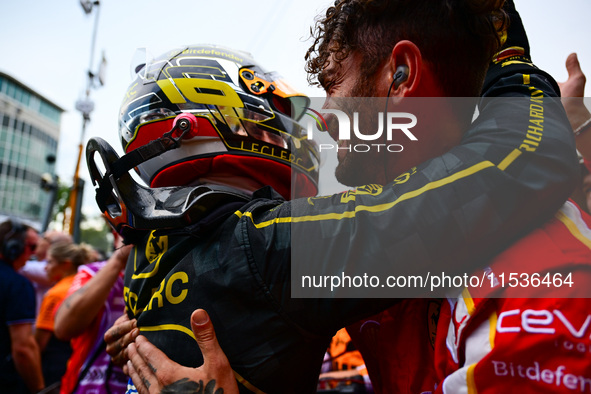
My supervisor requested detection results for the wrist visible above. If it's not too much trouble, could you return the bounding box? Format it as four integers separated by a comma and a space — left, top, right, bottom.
574, 117, 591, 137
106, 258, 126, 274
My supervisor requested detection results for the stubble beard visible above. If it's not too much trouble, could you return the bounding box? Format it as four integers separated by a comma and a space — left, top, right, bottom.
334, 81, 387, 188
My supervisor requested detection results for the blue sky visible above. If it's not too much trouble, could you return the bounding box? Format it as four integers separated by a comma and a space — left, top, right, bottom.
1, 0, 590, 216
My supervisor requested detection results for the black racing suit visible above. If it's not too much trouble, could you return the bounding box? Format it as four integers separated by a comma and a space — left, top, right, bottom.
124, 69, 578, 393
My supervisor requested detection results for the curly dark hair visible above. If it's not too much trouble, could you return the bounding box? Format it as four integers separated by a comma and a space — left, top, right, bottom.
305, 0, 507, 97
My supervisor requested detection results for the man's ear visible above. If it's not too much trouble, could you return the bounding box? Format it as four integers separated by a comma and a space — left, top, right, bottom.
388, 40, 423, 96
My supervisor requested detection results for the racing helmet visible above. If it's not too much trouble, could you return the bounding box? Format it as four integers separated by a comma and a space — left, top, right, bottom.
118, 44, 319, 199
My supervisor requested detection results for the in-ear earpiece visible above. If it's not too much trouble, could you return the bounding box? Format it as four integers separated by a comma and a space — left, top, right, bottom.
393, 65, 409, 90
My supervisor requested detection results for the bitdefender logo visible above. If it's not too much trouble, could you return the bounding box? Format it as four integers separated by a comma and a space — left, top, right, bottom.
304, 107, 418, 153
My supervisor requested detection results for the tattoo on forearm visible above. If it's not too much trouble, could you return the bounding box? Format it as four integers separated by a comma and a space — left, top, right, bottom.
161, 379, 223, 394
63, 287, 86, 309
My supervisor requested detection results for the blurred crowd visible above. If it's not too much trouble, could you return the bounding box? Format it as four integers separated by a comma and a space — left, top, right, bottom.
1, 224, 130, 393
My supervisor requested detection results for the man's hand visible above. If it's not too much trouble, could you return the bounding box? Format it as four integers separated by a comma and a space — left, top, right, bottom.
112, 242, 133, 272
559, 53, 586, 98
104, 313, 139, 367
559, 53, 590, 130
126, 309, 238, 394
558, 52, 591, 161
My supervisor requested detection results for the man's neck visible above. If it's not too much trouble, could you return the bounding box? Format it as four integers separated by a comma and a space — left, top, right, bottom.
384, 97, 468, 179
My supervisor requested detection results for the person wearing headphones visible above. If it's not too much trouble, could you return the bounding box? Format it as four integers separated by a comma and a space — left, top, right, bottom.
0, 219, 45, 393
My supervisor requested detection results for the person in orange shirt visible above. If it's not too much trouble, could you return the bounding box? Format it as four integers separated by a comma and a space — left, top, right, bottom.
34, 242, 94, 389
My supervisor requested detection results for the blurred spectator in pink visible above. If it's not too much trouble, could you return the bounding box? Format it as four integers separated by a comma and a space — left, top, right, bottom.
20, 230, 73, 316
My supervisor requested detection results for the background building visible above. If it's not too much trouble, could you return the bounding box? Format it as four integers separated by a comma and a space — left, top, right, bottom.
0, 71, 63, 229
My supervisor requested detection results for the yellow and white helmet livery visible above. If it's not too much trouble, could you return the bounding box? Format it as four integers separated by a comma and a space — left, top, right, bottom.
118, 44, 319, 199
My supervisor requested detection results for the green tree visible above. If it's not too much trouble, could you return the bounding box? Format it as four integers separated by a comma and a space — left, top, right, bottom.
80, 218, 113, 258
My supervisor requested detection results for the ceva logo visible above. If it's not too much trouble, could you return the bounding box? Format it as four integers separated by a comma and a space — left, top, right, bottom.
304, 108, 418, 153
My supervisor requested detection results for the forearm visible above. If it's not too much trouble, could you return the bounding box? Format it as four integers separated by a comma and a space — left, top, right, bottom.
55, 259, 122, 340
13, 339, 44, 393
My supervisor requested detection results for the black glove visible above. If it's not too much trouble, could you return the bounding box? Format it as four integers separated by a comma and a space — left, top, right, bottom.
495, 0, 531, 60
481, 0, 560, 95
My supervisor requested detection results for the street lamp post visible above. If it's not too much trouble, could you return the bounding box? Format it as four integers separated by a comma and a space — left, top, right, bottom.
64, 0, 105, 242
40, 154, 59, 233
